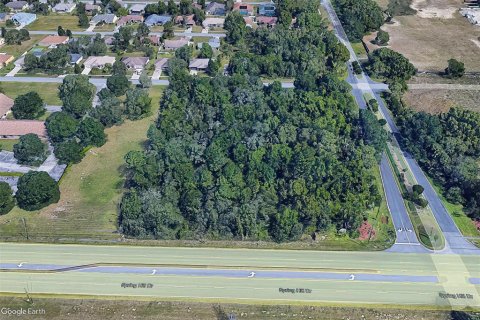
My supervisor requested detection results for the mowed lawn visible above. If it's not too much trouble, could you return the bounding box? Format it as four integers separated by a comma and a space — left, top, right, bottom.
0, 86, 163, 241
27, 14, 84, 31
0, 139, 18, 152
0, 35, 43, 58
1, 82, 62, 105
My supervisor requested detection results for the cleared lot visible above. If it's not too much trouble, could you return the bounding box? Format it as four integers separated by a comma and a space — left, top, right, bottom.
382, 0, 480, 72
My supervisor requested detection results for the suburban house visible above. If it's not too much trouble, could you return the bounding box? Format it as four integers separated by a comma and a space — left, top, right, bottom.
116, 15, 143, 27
53, 3, 76, 13
144, 14, 171, 26
121, 56, 149, 72
189, 58, 209, 75
85, 4, 100, 14
0, 93, 14, 119
103, 35, 115, 45
146, 35, 160, 46
258, 3, 276, 16
233, 3, 254, 16
38, 35, 69, 47
256, 16, 277, 27
155, 58, 169, 72
0, 54, 14, 68
0, 120, 46, 139
205, 2, 226, 15
11, 12, 36, 26
91, 14, 118, 25
129, 3, 146, 15
69, 53, 82, 65
5, 1, 29, 12
83, 56, 116, 69
175, 14, 195, 26
163, 38, 190, 50
202, 17, 224, 29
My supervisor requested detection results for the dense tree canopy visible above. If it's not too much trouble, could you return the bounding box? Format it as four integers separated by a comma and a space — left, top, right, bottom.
0, 182, 14, 215
333, 0, 384, 42
59, 75, 96, 118
398, 108, 480, 220
45, 111, 79, 143
119, 67, 382, 241
13, 134, 48, 166
77, 117, 106, 147
366, 48, 416, 83
11, 92, 45, 120
16, 171, 60, 211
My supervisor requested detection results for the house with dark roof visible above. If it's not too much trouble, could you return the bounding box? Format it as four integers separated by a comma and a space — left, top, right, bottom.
256, 16, 277, 27
144, 14, 171, 26
189, 58, 209, 74
70, 53, 82, 65
155, 58, 169, 71
205, 2, 225, 16
85, 4, 100, 14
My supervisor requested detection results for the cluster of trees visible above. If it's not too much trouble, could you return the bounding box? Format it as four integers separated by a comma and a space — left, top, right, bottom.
1, 28, 30, 45
143, 0, 205, 24
44, 75, 105, 164
24, 45, 70, 74
0, 171, 60, 213
76, 3, 90, 29
333, 0, 384, 42
224, 6, 349, 79
397, 108, 480, 220
445, 58, 465, 79
11, 91, 45, 120
111, 23, 158, 57
365, 48, 416, 88
119, 63, 385, 242
68, 34, 108, 57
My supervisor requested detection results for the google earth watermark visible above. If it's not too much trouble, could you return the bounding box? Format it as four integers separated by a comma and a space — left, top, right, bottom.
1, 307, 46, 316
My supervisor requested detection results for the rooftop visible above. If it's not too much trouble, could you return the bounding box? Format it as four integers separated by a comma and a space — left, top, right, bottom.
0, 120, 46, 138
38, 35, 69, 46
0, 93, 14, 117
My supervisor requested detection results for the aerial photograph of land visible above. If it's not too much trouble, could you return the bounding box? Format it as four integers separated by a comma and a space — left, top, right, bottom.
0, 0, 479, 319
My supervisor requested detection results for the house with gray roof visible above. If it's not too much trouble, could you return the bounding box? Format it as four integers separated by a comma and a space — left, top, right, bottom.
6, 1, 28, 12
144, 14, 171, 26
91, 14, 118, 25
11, 12, 36, 26
121, 56, 149, 71
205, 2, 226, 16
129, 3, 146, 15
53, 3, 76, 13
189, 58, 209, 74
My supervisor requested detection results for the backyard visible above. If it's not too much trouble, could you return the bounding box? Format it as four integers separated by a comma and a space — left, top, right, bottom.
0, 82, 62, 105
26, 14, 84, 31
0, 86, 164, 242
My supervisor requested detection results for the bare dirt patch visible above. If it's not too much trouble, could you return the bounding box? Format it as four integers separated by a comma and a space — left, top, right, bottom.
403, 89, 480, 113
383, 0, 480, 72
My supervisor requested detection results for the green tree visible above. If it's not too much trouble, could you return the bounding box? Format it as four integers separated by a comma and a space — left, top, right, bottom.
107, 73, 131, 96
162, 21, 175, 39
45, 111, 79, 143
92, 96, 124, 127
59, 75, 95, 118
16, 171, 60, 211
206, 58, 220, 75
78, 14, 89, 28
54, 140, 84, 164
366, 48, 416, 82
445, 58, 465, 79
0, 182, 14, 215
375, 30, 389, 45
136, 22, 150, 38
269, 208, 303, 242
77, 117, 106, 147
57, 25, 66, 36
13, 134, 48, 166
138, 69, 152, 88
199, 43, 213, 59
224, 11, 247, 45
11, 92, 45, 120
175, 44, 193, 63
124, 88, 152, 120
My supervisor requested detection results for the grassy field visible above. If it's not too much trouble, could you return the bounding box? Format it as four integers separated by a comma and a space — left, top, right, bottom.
0, 297, 461, 320
351, 42, 367, 58
0, 82, 62, 105
94, 23, 115, 32
403, 89, 480, 114
27, 14, 83, 31
0, 139, 18, 152
383, 1, 480, 72
0, 86, 163, 241
0, 35, 43, 58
